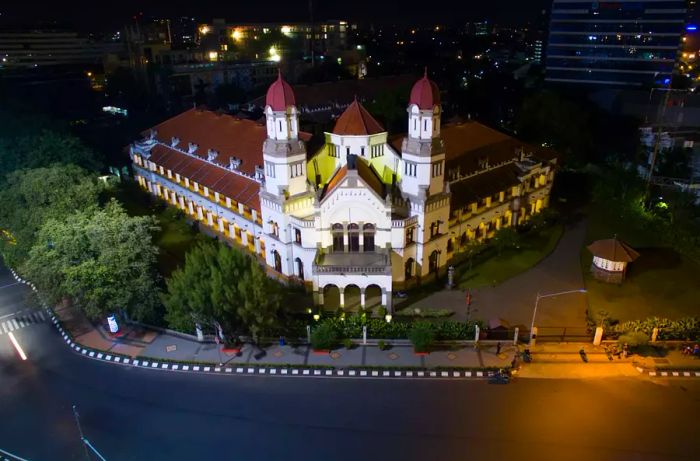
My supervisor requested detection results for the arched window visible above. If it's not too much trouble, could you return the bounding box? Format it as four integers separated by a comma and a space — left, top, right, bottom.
429, 250, 440, 274
348, 223, 360, 252
332, 223, 344, 252
363, 223, 375, 252
273, 250, 282, 273
405, 258, 414, 279
295, 257, 304, 280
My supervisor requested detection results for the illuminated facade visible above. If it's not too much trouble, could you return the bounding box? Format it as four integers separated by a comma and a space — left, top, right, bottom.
130, 72, 557, 311
545, 0, 689, 87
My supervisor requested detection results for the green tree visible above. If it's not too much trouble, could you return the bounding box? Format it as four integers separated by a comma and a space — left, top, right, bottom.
163, 241, 281, 339
0, 165, 103, 266
515, 91, 593, 166
491, 227, 521, 255
408, 322, 435, 353
22, 200, 160, 321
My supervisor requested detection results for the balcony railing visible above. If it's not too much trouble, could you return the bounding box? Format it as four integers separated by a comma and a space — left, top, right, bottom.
312, 250, 391, 275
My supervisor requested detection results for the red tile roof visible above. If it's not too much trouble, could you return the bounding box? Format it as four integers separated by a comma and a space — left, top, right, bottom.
146, 108, 267, 177
332, 100, 385, 136
147, 144, 261, 212
409, 69, 440, 110
321, 158, 385, 200
265, 71, 295, 111
587, 238, 640, 262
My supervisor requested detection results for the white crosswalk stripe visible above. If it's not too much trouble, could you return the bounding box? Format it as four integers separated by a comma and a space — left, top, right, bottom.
0, 310, 46, 335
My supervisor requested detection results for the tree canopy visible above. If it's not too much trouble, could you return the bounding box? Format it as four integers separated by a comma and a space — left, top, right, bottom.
0, 164, 103, 266
163, 240, 281, 340
0, 108, 102, 179
22, 200, 161, 321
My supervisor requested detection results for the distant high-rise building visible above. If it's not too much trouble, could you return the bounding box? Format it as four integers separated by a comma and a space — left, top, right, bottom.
0, 29, 120, 69
545, 0, 690, 87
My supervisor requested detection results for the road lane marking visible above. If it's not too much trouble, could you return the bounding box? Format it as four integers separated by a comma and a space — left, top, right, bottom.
37, 310, 45, 321
8, 332, 27, 360
0, 281, 20, 290
11, 319, 19, 330
17, 318, 25, 328
1, 322, 7, 333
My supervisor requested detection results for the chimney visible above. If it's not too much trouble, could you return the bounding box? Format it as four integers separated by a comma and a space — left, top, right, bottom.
229, 157, 242, 170
207, 149, 218, 162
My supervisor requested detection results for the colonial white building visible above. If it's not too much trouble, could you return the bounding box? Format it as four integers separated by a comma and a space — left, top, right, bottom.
130, 71, 557, 312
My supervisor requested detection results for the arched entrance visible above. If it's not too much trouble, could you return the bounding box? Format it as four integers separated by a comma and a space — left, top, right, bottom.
295, 257, 304, 280
429, 250, 440, 274
344, 284, 361, 311
365, 284, 382, 311
322, 284, 340, 310
272, 250, 282, 273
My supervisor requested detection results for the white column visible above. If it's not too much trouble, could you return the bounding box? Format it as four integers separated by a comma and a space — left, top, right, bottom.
207, 211, 213, 227
229, 223, 236, 239
238, 203, 245, 215
197, 206, 204, 221
241, 230, 248, 247
339, 288, 345, 308
381, 289, 387, 307
218, 217, 225, 233
147, 181, 154, 194
179, 196, 185, 210
254, 235, 261, 254
163, 189, 169, 201
188, 201, 194, 215
360, 289, 366, 309
171, 192, 177, 205
318, 290, 324, 305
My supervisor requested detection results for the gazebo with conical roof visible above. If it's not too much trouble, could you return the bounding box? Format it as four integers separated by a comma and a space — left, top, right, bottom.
587, 237, 640, 284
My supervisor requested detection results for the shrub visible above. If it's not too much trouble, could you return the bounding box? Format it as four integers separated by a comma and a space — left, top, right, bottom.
343, 338, 353, 349
377, 339, 387, 350
394, 307, 454, 318
311, 323, 338, 350
618, 331, 649, 350
408, 322, 435, 353
377, 306, 387, 318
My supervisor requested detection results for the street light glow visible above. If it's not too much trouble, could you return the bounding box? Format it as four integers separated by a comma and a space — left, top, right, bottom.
8, 332, 27, 361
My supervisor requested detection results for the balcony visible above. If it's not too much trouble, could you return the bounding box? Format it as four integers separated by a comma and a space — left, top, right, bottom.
313, 250, 392, 275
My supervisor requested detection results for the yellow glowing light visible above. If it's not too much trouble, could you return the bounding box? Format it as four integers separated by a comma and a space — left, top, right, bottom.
231, 29, 242, 40
208, 51, 218, 61
313, 314, 320, 321
269, 46, 281, 62
281, 25, 292, 35
200, 25, 210, 35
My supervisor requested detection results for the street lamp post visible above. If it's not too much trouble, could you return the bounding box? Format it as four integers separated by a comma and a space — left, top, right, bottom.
530, 289, 587, 345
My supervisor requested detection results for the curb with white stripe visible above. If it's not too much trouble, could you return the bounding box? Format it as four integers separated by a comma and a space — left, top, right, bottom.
7, 267, 506, 380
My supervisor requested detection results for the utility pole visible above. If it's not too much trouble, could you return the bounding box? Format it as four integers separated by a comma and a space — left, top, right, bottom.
73, 404, 108, 461
646, 88, 672, 197
73, 405, 91, 461
308, 0, 315, 67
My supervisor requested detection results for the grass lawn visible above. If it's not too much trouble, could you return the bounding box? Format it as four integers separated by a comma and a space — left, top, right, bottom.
583, 205, 700, 322
109, 182, 199, 277
455, 223, 565, 289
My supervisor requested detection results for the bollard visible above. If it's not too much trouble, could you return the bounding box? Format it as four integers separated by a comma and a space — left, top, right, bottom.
362, 325, 367, 345
306, 325, 311, 344
513, 327, 519, 346
593, 326, 603, 346
651, 327, 659, 343
474, 324, 480, 344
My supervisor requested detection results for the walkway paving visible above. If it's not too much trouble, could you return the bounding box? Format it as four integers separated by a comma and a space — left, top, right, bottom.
408, 220, 589, 330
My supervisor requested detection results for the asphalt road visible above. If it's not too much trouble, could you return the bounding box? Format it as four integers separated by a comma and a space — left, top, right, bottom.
1, 265, 700, 461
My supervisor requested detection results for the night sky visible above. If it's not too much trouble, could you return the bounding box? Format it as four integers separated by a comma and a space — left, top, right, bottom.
2, 0, 550, 30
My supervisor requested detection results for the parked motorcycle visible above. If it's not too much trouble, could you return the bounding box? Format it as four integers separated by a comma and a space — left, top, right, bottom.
488, 369, 511, 384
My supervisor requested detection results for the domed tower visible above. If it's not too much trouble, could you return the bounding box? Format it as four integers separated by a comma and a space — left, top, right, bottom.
408, 68, 441, 140
262, 70, 306, 197
401, 68, 445, 198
